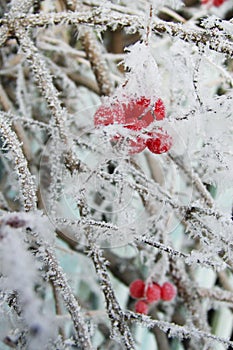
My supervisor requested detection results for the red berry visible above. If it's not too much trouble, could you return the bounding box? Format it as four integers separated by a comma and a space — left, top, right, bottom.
201, 0, 225, 6
136, 96, 151, 107
146, 130, 172, 154
124, 96, 165, 125
124, 119, 148, 131
122, 97, 153, 128
124, 123, 147, 154
129, 279, 145, 299
112, 133, 146, 154
94, 103, 125, 127
127, 136, 147, 154
154, 98, 165, 121
94, 96, 166, 129
213, 0, 225, 6
161, 282, 177, 301
135, 300, 148, 315
94, 97, 167, 154
145, 283, 161, 303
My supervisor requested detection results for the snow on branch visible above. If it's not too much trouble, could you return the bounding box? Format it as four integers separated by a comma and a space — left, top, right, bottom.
126, 311, 233, 348
0, 11, 232, 57
0, 114, 37, 211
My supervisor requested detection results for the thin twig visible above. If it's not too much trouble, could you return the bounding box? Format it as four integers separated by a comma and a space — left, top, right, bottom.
0, 115, 37, 211
88, 244, 136, 350
126, 311, 233, 348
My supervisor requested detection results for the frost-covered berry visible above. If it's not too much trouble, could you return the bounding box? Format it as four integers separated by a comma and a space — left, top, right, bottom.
201, 0, 226, 6
112, 132, 146, 154
154, 98, 165, 121
127, 136, 147, 154
94, 103, 124, 127
213, 0, 225, 6
118, 123, 147, 154
94, 96, 166, 129
123, 96, 165, 126
161, 282, 177, 301
94, 96, 167, 154
129, 279, 145, 299
123, 97, 153, 127
145, 283, 161, 303
146, 130, 172, 154
124, 119, 148, 131
135, 300, 148, 315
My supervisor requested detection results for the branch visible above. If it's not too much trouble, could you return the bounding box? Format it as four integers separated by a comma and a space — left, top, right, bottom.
1, 212, 94, 349
15, 29, 69, 144
197, 287, 233, 305
126, 311, 233, 348
80, 27, 114, 96
0, 115, 37, 212
0, 115, 93, 347
139, 236, 226, 270
0, 11, 232, 57
44, 247, 94, 349
169, 258, 210, 331
0, 0, 34, 47
168, 153, 214, 208
88, 244, 136, 350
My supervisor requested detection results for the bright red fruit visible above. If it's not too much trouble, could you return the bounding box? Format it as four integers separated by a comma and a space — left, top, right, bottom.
124, 119, 148, 131
127, 136, 146, 154
94, 103, 124, 126
146, 130, 172, 154
94, 96, 167, 154
145, 283, 161, 303
123, 97, 153, 127
161, 282, 177, 301
154, 98, 165, 121
213, 0, 225, 6
111, 132, 146, 154
94, 96, 165, 129
129, 279, 145, 299
122, 121, 147, 154
201, 0, 225, 6
135, 300, 149, 315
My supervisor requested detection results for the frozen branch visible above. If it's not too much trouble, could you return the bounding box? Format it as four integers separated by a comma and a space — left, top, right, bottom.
170, 258, 210, 331
0, 114, 37, 212
0, 11, 232, 57
15, 29, 69, 144
197, 287, 233, 305
139, 236, 226, 270
0, 0, 34, 47
126, 311, 233, 348
80, 28, 114, 96
168, 153, 215, 208
88, 244, 136, 350
44, 247, 94, 349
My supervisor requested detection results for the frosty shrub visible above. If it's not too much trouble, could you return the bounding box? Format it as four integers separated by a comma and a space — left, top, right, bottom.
0, 0, 233, 349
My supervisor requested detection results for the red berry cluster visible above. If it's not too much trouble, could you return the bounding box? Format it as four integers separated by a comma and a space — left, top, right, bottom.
94, 96, 172, 155
201, 0, 226, 7
129, 279, 177, 315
